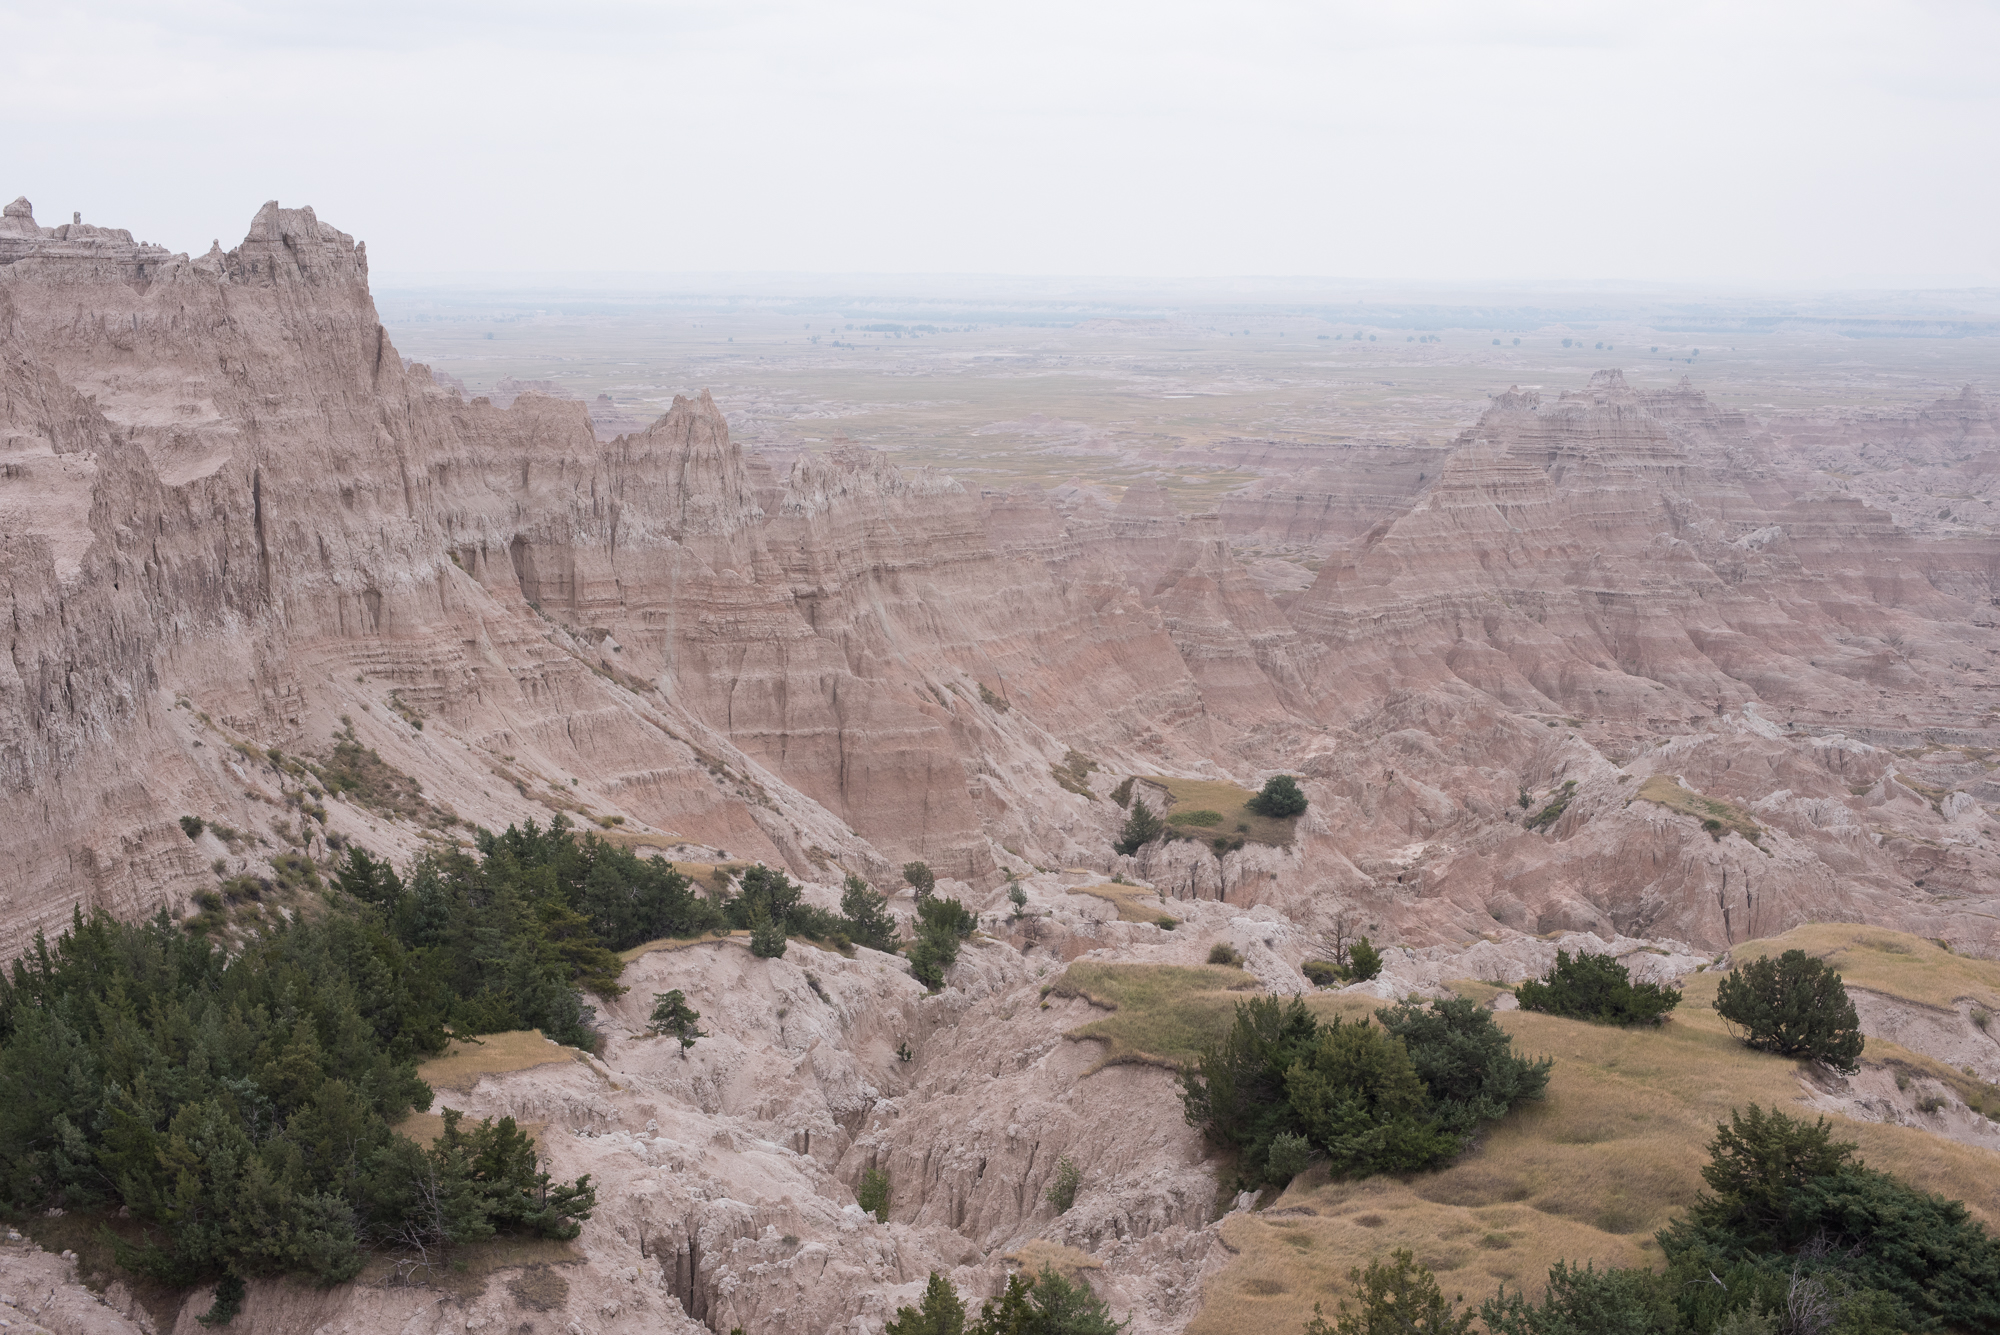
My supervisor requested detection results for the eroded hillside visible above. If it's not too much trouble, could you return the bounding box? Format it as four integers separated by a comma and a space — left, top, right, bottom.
4, 195, 2000, 1334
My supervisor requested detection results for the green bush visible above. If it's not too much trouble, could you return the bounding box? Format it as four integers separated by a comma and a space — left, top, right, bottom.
1657, 1104, 2000, 1333
179, 815, 204, 840
1207, 942, 1242, 967
1047, 1154, 1081, 1213
907, 895, 975, 990
1301, 960, 1343, 988
1109, 777, 1134, 809
1246, 775, 1308, 818
887, 1272, 967, 1335
1286, 1017, 1458, 1175
1114, 800, 1164, 856
1515, 949, 1680, 1026
647, 990, 705, 1057
1713, 949, 1863, 1073
1523, 780, 1576, 832
197, 1273, 246, 1326
902, 861, 936, 901
1305, 1249, 1472, 1335
1375, 997, 1551, 1137
918, 896, 976, 939
1180, 995, 1543, 1186
1302, 940, 1381, 987
727, 864, 839, 942
967, 1266, 1126, 1335
858, 1167, 891, 1222
478, 817, 725, 952
841, 874, 899, 953
1480, 1260, 1682, 1335
748, 906, 788, 958
0, 905, 594, 1290
1438, 1102, 2000, 1335
1267, 1131, 1313, 1183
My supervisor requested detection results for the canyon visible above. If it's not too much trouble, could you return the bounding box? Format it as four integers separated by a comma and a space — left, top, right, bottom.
3, 195, 1999, 1335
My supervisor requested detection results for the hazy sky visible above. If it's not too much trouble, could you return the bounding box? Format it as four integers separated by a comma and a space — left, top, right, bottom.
5, 0, 1996, 284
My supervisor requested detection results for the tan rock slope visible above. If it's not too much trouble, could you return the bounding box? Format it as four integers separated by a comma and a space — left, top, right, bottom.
5, 195, 1999, 955
4, 195, 2000, 1332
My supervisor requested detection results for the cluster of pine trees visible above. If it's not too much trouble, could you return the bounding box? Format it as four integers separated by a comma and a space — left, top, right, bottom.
0, 905, 594, 1290
1180, 996, 1550, 1186
0, 816, 953, 1296
1311, 1106, 2000, 1335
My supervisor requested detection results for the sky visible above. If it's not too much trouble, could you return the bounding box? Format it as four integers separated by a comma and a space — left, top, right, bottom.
4, 0, 1997, 285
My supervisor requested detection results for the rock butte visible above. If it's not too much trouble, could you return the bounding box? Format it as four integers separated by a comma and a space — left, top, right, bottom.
2, 196, 1997, 1333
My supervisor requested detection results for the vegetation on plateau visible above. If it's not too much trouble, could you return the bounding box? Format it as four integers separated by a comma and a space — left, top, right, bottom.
0, 815, 941, 1300
886, 1265, 1127, 1335
1298, 1105, 2000, 1335
1713, 949, 1863, 1073
1514, 949, 1682, 1026
1190, 927, 2000, 1335
1181, 996, 1549, 1186
1635, 774, 1764, 847
0, 904, 596, 1293
1246, 775, 1309, 819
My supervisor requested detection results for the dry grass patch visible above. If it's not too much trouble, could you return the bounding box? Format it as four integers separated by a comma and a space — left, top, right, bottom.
1005, 1239, 1104, 1277
355, 1236, 582, 1298
1729, 922, 2000, 1013
619, 929, 745, 963
1056, 963, 1260, 1069
1072, 881, 1182, 926
417, 1030, 579, 1093
1052, 749, 1100, 798
393, 1110, 547, 1148
1185, 956, 2000, 1335
507, 1263, 571, 1310
314, 723, 457, 829
619, 927, 850, 964
1148, 776, 1300, 846
1634, 774, 1763, 846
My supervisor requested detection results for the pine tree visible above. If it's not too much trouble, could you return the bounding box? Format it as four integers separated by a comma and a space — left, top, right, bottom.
1247, 775, 1308, 818
647, 990, 705, 1058
886, 1271, 967, 1335
1114, 800, 1163, 856
841, 874, 899, 953
1714, 950, 1862, 1072
749, 905, 788, 959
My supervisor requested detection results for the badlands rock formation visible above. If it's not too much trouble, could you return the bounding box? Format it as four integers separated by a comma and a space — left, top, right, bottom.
4, 195, 1999, 1333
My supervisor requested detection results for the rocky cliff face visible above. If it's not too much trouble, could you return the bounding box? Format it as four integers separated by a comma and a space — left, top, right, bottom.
5, 196, 2000, 1334
5, 199, 1999, 960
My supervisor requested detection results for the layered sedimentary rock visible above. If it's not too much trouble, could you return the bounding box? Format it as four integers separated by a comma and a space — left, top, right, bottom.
6, 194, 2000, 1335
0, 198, 1259, 953
5, 197, 2000, 963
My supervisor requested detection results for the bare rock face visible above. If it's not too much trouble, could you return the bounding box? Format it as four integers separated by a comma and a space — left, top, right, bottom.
5, 196, 2000, 1334
7, 195, 1992, 960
